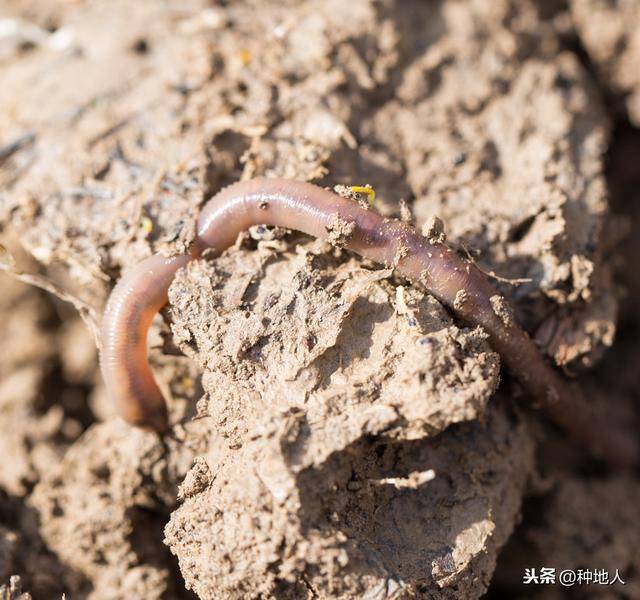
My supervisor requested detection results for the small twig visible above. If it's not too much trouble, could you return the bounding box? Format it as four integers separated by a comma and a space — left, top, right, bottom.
0, 244, 101, 348
460, 243, 532, 285
0, 132, 36, 164
484, 270, 533, 285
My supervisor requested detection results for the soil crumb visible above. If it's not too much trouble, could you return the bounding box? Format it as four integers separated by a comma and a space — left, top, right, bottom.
421, 215, 447, 245
325, 213, 356, 249
490, 295, 515, 328
0, 576, 31, 600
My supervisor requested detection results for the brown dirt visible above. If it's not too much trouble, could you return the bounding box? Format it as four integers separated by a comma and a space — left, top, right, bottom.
491, 476, 640, 600
0, 0, 638, 598
570, 0, 640, 126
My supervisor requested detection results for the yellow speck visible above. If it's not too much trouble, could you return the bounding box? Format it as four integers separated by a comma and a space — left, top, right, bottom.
348, 184, 376, 205
141, 216, 153, 235
239, 49, 252, 65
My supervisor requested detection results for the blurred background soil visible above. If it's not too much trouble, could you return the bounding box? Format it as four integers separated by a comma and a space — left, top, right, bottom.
0, 0, 638, 598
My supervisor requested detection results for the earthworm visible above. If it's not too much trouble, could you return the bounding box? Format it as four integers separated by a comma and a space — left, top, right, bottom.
100, 178, 638, 467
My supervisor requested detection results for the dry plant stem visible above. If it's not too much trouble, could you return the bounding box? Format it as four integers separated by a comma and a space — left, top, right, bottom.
100, 178, 638, 467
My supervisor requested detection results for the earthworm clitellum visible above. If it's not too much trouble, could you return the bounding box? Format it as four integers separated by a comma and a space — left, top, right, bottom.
100, 178, 638, 468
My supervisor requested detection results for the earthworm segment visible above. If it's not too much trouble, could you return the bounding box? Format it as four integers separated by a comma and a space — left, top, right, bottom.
100, 178, 638, 467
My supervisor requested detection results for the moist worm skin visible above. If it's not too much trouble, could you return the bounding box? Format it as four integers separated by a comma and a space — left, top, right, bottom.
100, 254, 190, 432
100, 178, 638, 468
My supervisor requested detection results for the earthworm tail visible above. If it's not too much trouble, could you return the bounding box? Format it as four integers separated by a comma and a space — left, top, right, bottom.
100, 254, 189, 432
100, 178, 638, 467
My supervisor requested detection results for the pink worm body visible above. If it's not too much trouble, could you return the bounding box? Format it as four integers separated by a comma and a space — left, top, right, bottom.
100, 178, 638, 467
